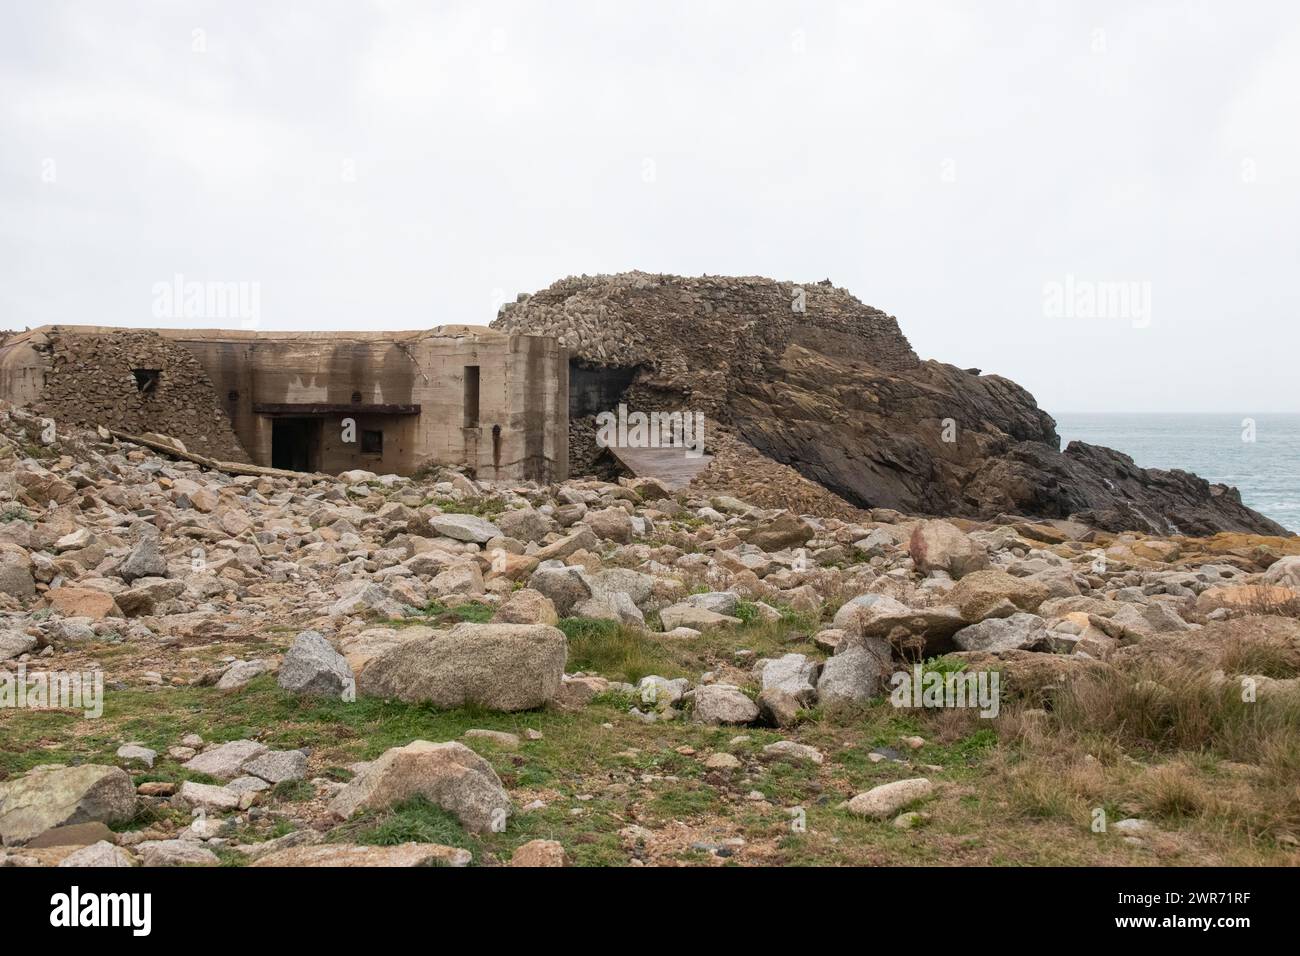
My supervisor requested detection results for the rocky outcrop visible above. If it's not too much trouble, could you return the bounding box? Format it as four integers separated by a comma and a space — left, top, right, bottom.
493, 272, 1287, 536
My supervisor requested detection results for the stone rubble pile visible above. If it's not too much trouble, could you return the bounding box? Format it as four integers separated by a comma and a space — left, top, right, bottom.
1, 399, 1298, 866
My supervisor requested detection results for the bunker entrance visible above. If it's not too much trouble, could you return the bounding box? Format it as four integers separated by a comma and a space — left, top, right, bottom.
271, 417, 322, 472
568, 360, 641, 480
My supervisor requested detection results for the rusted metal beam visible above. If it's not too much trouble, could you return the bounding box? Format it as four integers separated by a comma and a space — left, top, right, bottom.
251, 403, 421, 416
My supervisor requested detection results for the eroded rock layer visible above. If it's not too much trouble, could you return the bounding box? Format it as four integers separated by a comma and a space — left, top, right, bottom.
493, 272, 1287, 536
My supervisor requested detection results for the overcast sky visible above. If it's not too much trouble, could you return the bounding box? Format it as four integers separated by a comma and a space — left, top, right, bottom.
3, 1, 1298, 414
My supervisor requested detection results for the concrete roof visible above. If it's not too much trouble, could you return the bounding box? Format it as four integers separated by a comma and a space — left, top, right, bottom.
2, 324, 536, 346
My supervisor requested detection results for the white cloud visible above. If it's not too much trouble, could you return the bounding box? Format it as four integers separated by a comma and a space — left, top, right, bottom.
1, 0, 1298, 412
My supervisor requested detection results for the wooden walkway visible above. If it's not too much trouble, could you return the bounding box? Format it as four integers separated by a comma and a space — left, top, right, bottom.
607, 445, 712, 491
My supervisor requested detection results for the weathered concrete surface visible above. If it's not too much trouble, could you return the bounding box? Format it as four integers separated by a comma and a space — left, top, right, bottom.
0, 325, 568, 483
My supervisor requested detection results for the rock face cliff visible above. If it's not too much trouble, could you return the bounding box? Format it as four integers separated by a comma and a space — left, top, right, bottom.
493, 272, 1288, 537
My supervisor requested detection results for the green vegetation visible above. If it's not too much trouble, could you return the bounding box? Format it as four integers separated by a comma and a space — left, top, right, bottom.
3, 608, 1297, 867
384, 599, 496, 627
426, 497, 506, 518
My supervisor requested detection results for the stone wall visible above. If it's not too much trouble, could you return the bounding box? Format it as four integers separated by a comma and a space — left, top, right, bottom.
25, 328, 250, 462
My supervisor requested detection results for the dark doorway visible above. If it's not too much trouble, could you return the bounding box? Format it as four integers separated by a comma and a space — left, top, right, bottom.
271, 417, 321, 471
569, 361, 638, 418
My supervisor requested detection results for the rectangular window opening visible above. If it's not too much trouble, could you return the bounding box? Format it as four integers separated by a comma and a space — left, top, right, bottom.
361, 429, 383, 455
463, 365, 480, 428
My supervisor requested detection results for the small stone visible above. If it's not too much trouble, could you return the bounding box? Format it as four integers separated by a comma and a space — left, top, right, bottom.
137, 839, 220, 867
115, 744, 157, 768
845, 778, 935, 819
242, 750, 308, 785
509, 839, 569, 867
462, 730, 521, 750
762, 741, 824, 765
1113, 818, 1153, 834
704, 752, 742, 770
57, 841, 135, 867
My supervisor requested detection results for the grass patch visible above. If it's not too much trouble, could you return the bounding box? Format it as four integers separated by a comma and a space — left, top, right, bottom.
559, 618, 683, 683
338, 795, 479, 851
271, 779, 316, 802
428, 497, 506, 518
385, 599, 495, 627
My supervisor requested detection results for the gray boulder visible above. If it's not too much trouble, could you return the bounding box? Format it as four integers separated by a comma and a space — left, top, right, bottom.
757, 653, 820, 703
243, 750, 308, 785
0, 765, 136, 846
817, 642, 891, 708
660, 603, 742, 631
496, 508, 552, 543
1263, 555, 1300, 588
0, 549, 35, 600
358, 622, 566, 711
684, 591, 740, 615
908, 520, 989, 579
181, 739, 268, 781
429, 513, 502, 544
329, 740, 511, 833
952, 613, 1050, 652
0, 629, 36, 663
278, 630, 355, 699
137, 839, 220, 867
527, 563, 592, 616
574, 590, 645, 627
692, 684, 759, 725
57, 840, 135, 867
119, 537, 168, 582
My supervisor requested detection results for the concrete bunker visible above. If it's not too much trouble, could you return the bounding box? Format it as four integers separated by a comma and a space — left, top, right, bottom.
0, 325, 569, 482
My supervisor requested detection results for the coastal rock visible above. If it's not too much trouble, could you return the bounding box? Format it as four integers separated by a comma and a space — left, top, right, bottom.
328, 740, 511, 834
692, 684, 759, 725
817, 643, 891, 708
947, 569, 1050, 621
251, 842, 472, 867
492, 272, 1286, 536
278, 630, 355, 699
0, 765, 136, 846
909, 521, 989, 579
952, 613, 1050, 652
845, 778, 935, 819
357, 623, 566, 711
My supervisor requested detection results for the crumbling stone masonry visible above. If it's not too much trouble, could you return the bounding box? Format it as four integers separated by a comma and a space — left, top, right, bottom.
0, 325, 568, 482
1, 328, 249, 462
